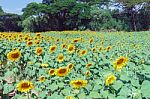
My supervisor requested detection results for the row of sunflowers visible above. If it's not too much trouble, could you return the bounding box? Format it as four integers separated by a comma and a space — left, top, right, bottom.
0, 31, 150, 99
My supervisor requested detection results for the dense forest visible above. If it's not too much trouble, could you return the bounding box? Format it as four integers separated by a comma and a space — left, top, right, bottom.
0, 0, 150, 32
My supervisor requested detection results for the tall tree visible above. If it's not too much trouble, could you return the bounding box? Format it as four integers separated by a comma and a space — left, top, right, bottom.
115, 0, 150, 31
0, 6, 4, 15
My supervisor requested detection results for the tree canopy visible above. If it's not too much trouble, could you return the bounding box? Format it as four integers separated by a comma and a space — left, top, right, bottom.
0, 0, 150, 32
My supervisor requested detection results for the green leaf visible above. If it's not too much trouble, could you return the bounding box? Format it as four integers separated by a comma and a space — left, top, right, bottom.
89, 91, 100, 98
39, 92, 47, 98
49, 83, 58, 91
117, 96, 127, 99
112, 80, 123, 91
3, 83, 15, 94
78, 92, 86, 99
131, 79, 140, 87
58, 82, 64, 88
118, 85, 131, 97
61, 88, 70, 95
141, 80, 150, 98
101, 90, 109, 98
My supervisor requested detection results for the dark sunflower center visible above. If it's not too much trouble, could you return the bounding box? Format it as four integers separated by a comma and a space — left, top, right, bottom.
11, 52, 19, 58
37, 49, 42, 53
51, 47, 55, 51
59, 69, 66, 73
117, 58, 124, 65
50, 70, 54, 74
21, 83, 30, 88
40, 77, 45, 80
28, 42, 32, 45
59, 56, 63, 60
68, 64, 73, 68
82, 51, 86, 54
75, 81, 82, 86
74, 40, 78, 42
69, 47, 73, 51
87, 64, 92, 67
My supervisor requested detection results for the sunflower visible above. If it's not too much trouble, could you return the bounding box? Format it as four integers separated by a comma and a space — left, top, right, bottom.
72, 38, 80, 43
92, 47, 96, 52
36, 33, 41, 37
67, 63, 74, 70
67, 44, 75, 54
89, 38, 94, 43
26, 41, 33, 46
70, 80, 88, 89
113, 56, 128, 71
49, 45, 57, 53
61, 43, 67, 49
17, 80, 34, 92
86, 63, 93, 68
24, 36, 29, 41
106, 46, 112, 52
66, 96, 74, 99
41, 63, 49, 68
85, 70, 90, 77
57, 54, 65, 63
39, 76, 46, 82
79, 50, 87, 57
55, 67, 69, 77
34, 40, 40, 45
98, 46, 103, 52
105, 74, 116, 86
7, 49, 21, 61
35, 47, 43, 55
48, 69, 56, 75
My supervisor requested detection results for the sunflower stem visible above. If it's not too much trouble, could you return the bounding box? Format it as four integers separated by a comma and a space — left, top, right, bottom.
27, 92, 30, 99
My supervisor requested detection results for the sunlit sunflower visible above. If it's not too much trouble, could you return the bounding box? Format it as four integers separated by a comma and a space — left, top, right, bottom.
36, 33, 41, 37
85, 70, 90, 77
67, 63, 74, 71
79, 50, 87, 57
35, 47, 43, 55
89, 38, 94, 43
113, 56, 128, 71
34, 40, 40, 45
66, 96, 74, 99
98, 46, 103, 52
55, 67, 69, 77
48, 69, 56, 75
86, 63, 93, 68
61, 43, 67, 49
28, 61, 33, 65
39, 76, 46, 82
70, 80, 88, 89
72, 38, 80, 43
92, 47, 96, 52
106, 46, 112, 51
49, 45, 57, 53
67, 44, 75, 54
7, 49, 21, 61
24, 36, 29, 41
57, 54, 65, 63
41, 63, 49, 68
17, 80, 34, 92
105, 74, 116, 86
26, 41, 33, 46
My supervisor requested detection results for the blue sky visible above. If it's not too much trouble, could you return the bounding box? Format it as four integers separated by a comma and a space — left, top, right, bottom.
0, 0, 42, 14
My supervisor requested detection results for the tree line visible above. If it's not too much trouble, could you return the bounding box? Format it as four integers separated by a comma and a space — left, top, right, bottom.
0, 0, 150, 32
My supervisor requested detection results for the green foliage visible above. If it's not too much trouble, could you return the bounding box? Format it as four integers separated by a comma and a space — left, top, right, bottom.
0, 6, 4, 15
0, 0, 150, 32
116, 0, 150, 7
0, 13, 22, 32
89, 6, 126, 31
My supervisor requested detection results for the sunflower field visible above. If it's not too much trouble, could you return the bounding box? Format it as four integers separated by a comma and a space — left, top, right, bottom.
0, 31, 150, 99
